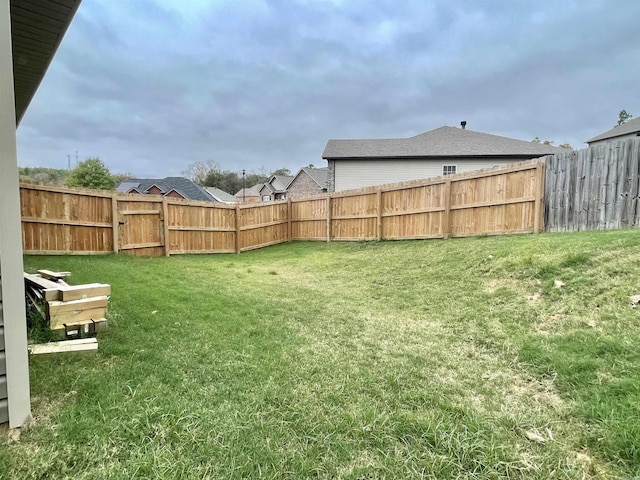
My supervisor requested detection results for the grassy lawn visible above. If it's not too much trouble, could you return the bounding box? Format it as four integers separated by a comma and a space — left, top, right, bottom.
2, 230, 640, 478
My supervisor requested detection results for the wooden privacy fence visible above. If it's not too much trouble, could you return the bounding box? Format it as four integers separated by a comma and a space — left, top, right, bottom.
292, 160, 544, 241
545, 138, 640, 231
20, 160, 545, 256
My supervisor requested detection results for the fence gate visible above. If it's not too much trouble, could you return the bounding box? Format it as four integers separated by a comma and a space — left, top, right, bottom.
116, 197, 165, 256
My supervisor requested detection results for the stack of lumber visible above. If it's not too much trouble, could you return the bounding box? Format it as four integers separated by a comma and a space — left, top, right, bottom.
24, 270, 109, 335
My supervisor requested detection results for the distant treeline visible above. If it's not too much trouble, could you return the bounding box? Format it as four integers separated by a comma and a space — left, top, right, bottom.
19, 167, 69, 185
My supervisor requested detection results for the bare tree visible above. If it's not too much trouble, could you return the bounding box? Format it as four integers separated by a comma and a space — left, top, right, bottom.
182, 160, 219, 185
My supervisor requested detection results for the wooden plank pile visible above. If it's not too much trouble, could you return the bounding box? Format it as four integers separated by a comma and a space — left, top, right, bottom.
24, 270, 109, 336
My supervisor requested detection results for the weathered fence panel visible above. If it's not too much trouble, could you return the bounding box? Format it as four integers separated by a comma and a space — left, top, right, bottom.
545, 138, 640, 232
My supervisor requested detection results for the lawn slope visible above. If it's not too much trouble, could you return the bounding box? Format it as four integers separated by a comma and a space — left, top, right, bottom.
2, 230, 639, 479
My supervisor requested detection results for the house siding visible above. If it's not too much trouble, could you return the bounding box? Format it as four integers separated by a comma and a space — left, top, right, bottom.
259, 185, 272, 201
327, 160, 336, 192
588, 132, 640, 147
236, 194, 261, 203
287, 172, 325, 198
332, 157, 519, 192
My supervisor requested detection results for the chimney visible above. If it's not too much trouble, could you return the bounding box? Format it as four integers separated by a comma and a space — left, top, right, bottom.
460, 121, 467, 130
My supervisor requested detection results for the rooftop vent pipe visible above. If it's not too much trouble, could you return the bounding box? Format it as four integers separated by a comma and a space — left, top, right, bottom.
461, 121, 467, 129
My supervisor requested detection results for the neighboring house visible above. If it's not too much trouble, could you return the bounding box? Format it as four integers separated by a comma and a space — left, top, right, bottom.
235, 184, 263, 203
322, 123, 562, 192
258, 175, 293, 201
586, 117, 640, 146
116, 177, 217, 202
287, 167, 328, 198
204, 187, 237, 204
1, 0, 82, 428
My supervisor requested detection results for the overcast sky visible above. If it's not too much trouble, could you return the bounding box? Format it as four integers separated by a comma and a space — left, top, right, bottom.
16, 0, 640, 178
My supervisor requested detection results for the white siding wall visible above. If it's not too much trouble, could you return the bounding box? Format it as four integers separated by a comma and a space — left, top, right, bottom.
334, 158, 518, 192
588, 132, 640, 147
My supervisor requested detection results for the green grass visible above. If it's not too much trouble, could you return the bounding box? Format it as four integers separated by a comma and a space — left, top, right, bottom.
2, 230, 640, 478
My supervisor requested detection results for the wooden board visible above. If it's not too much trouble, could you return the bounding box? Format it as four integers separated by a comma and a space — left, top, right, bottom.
48, 295, 108, 314
24, 273, 61, 290
50, 318, 107, 333
29, 337, 98, 355
58, 284, 111, 302
47, 296, 108, 329
37, 269, 71, 281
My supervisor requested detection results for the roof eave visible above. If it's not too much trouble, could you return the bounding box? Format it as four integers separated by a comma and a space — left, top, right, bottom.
12, 0, 83, 125
323, 154, 553, 161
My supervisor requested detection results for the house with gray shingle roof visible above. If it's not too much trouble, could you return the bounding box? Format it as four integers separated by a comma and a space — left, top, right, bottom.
116, 177, 217, 202
586, 117, 640, 146
287, 167, 328, 198
322, 123, 563, 192
258, 174, 294, 201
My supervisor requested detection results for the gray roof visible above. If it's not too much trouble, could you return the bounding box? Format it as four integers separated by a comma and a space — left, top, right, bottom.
586, 117, 640, 143
117, 180, 141, 192
322, 126, 563, 159
204, 187, 237, 203
269, 175, 294, 192
294, 167, 328, 188
234, 184, 263, 197
116, 177, 215, 202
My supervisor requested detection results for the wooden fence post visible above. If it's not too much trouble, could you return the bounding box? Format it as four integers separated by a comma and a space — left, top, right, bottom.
376, 190, 383, 240
534, 161, 545, 233
111, 193, 119, 253
162, 197, 170, 256
326, 196, 332, 242
235, 205, 241, 253
442, 179, 452, 239
287, 198, 292, 242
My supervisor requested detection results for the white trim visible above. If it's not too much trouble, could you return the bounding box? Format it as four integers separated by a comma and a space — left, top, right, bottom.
0, 1, 31, 428
163, 188, 186, 199
145, 183, 165, 194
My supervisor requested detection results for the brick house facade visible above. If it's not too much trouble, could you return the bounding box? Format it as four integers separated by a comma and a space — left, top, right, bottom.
287, 167, 328, 198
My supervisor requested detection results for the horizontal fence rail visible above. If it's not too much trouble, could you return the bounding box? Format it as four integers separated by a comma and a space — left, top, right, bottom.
20, 159, 546, 256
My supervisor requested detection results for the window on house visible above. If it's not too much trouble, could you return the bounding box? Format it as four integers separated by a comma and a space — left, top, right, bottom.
442, 165, 457, 176
262, 195, 271, 202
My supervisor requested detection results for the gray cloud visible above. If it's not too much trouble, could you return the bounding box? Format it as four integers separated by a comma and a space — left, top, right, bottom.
17, 0, 640, 178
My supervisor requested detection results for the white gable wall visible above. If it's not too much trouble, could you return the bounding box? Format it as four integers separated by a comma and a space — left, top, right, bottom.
333, 158, 518, 192
588, 132, 640, 147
